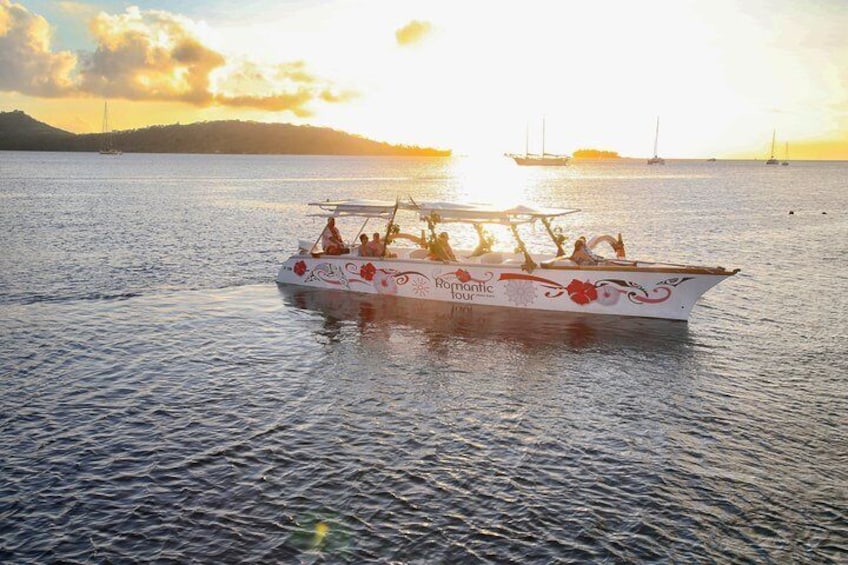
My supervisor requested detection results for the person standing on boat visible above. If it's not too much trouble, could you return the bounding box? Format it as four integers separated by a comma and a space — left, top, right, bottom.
321, 217, 348, 255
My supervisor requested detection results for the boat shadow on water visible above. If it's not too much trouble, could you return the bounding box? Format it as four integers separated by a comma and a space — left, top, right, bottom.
277, 285, 694, 352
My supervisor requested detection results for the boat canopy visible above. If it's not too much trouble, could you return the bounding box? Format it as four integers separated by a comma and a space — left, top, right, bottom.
309, 199, 579, 225
308, 199, 398, 218
413, 201, 579, 225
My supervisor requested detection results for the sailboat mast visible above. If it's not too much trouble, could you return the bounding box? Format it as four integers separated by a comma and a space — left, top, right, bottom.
770, 130, 776, 158
653, 116, 660, 157
542, 117, 546, 156
102, 101, 109, 135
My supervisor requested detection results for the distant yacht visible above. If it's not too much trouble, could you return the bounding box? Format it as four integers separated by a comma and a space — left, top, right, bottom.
99, 101, 122, 155
508, 118, 570, 166
765, 130, 778, 165
647, 116, 665, 165
781, 142, 790, 166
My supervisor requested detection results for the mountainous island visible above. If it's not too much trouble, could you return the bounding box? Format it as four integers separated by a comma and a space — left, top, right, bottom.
0, 110, 451, 157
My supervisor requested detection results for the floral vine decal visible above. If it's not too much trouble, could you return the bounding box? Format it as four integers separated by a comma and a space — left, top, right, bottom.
437, 269, 493, 284
291, 260, 430, 294
499, 273, 692, 307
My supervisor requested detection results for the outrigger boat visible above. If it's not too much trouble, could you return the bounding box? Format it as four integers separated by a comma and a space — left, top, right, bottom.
276, 199, 738, 321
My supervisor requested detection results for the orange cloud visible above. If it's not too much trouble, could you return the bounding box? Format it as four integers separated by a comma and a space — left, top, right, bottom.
395, 20, 432, 46
0, 0, 78, 96
0, 2, 353, 115
79, 8, 224, 105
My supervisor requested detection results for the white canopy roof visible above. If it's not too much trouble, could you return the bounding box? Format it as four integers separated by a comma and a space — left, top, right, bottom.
308, 199, 579, 224
415, 201, 579, 224
308, 199, 398, 218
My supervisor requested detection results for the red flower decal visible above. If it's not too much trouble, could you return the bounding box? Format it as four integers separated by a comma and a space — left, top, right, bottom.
293, 260, 307, 277
360, 263, 376, 281
456, 269, 472, 283
566, 279, 598, 305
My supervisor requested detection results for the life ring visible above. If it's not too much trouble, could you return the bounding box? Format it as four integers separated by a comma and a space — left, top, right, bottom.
587, 233, 626, 258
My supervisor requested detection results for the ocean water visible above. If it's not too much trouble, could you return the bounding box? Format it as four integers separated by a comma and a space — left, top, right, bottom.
0, 151, 845, 563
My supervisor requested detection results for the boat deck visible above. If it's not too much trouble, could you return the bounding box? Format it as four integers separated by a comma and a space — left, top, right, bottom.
298, 243, 736, 276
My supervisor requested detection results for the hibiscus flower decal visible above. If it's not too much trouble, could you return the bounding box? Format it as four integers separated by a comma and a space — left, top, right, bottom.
566, 279, 598, 305
359, 262, 376, 281
456, 269, 472, 283
293, 260, 307, 277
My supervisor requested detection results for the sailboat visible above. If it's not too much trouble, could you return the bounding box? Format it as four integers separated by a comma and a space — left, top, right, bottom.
99, 101, 122, 155
781, 142, 789, 166
647, 116, 665, 165
765, 130, 778, 165
509, 118, 570, 166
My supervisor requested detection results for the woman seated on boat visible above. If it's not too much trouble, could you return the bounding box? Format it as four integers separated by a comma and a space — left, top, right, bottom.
321, 217, 349, 255
357, 233, 373, 256
428, 232, 457, 262
569, 236, 603, 266
368, 232, 397, 258
365, 232, 383, 257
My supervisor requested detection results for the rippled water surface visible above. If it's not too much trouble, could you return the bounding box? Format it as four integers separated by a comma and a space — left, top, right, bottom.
1, 152, 846, 563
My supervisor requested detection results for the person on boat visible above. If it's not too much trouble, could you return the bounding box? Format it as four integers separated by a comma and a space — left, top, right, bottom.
321, 217, 348, 255
569, 236, 602, 266
357, 233, 372, 256
368, 232, 384, 256
368, 232, 396, 258
429, 232, 457, 262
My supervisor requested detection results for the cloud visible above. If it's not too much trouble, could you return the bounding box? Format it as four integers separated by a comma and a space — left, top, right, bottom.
0, 0, 78, 96
78, 7, 224, 105
0, 2, 353, 114
395, 20, 432, 46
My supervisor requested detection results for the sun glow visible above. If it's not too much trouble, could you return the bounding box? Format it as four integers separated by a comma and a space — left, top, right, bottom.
3, 0, 847, 159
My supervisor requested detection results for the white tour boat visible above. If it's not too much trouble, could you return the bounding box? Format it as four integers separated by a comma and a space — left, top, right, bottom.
276, 199, 738, 321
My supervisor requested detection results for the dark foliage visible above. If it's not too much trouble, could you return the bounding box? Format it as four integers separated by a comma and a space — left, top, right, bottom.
0, 111, 451, 156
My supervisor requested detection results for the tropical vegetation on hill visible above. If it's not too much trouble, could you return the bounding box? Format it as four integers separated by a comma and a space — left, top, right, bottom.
0, 110, 450, 156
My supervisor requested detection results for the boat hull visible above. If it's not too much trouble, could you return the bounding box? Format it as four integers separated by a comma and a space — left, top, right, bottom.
276, 254, 732, 321
512, 156, 569, 166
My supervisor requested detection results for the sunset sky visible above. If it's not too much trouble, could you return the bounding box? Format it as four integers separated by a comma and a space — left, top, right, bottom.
2, 0, 847, 159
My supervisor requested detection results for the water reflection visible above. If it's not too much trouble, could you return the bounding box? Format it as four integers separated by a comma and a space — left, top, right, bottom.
277, 285, 693, 352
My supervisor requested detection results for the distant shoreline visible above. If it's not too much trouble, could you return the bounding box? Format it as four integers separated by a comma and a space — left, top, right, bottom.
0, 110, 451, 157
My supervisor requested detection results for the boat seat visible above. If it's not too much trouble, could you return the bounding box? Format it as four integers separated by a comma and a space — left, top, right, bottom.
541, 258, 577, 267
386, 246, 406, 258
478, 252, 504, 265
298, 239, 315, 254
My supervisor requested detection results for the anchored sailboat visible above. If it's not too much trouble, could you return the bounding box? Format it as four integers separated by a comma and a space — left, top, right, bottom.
647, 116, 664, 165
765, 130, 778, 165
508, 118, 570, 166
99, 101, 122, 155
782, 142, 789, 166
